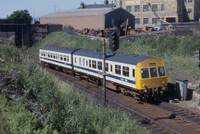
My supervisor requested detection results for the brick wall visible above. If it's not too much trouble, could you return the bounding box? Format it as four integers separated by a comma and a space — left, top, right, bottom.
40, 15, 105, 30
115, 0, 200, 28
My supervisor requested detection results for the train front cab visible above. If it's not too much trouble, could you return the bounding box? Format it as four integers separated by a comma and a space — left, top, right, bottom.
135, 58, 167, 97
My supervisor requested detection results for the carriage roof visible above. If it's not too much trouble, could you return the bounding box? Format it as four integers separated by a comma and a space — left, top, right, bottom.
40, 46, 157, 65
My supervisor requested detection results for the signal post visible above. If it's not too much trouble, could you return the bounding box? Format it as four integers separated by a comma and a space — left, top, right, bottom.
102, 29, 119, 106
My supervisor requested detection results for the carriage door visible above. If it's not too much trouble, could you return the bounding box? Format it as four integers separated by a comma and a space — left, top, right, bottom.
110, 64, 113, 75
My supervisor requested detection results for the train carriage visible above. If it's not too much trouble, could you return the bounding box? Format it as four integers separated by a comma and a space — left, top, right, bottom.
39, 46, 77, 70
39, 46, 168, 99
73, 49, 167, 93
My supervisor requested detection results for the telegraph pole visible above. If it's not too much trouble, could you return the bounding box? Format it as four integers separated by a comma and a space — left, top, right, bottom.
103, 39, 107, 106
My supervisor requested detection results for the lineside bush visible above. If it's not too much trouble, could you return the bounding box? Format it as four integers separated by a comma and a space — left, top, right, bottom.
0, 43, 147, 133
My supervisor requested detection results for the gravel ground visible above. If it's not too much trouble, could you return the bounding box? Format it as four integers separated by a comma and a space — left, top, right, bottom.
172, 91, 200, 114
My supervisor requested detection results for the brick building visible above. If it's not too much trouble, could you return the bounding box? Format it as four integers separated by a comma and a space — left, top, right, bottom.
115, 0, 200, 28
40, 7, 135, 30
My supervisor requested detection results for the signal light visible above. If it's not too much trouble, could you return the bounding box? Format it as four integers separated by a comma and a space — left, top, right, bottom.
109, 30, 119, 51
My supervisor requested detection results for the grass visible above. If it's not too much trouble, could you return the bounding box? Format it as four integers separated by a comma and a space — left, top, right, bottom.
0, 96, 56, 134
26, 31, 103, 56
0, 43, 147, 133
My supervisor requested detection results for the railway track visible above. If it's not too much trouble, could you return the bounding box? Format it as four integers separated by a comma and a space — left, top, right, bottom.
124, 94, 200, 132
155, 101, 200, 127
123, 91, 200, 129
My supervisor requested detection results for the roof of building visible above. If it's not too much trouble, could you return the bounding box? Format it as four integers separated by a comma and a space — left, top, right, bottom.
77, 4, 114, 9
41, 7, 119, 17
40, 46, 157, 65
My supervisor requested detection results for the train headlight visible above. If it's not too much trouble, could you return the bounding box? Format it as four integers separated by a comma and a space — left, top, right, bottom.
162, 81, 165, 86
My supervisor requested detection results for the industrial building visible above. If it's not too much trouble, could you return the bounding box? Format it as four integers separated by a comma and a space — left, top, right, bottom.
115, 0, 200, 28
40, 6, 135, 30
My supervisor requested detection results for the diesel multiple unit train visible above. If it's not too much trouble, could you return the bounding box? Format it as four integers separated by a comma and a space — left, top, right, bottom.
39, 46, 168, 100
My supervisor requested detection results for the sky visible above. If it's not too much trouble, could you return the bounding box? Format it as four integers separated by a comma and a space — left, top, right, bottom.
0, 0, 106, 18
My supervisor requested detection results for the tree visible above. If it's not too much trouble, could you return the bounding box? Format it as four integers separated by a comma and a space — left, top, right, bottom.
7, 10, 32, 24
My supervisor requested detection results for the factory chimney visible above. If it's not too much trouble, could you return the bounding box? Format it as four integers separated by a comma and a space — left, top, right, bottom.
80, 2, 85, 9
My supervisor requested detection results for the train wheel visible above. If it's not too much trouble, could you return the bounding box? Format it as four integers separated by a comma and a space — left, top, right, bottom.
96, 79, 101, 86
153, 96, 157, 101
121, 89, 127, 96
116, 86, 121, 92
143, 94, 148, 102
55, 66, 60, 71
71, 71, 75, 76
86, 78, 89, 82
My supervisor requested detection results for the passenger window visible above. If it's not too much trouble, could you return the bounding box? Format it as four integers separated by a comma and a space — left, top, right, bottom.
92, 60, 96, 68
83, 58, 85, 66
64, 55, 67, 61
106, 63, 109, 72
110, 65, 113, 72
98, 61, 102, 70
123, 66, 129, 77
67, 56, 69, 62
115, 65, 121, 75
86, 60, 88, 66
133, 69, 135, 77
158, 67, 165, 77
75, 58, 76, 63
150, 68, 157, 78
59, 55, 62, 60
141, 68, 149, 79
89, 60, 91, 67
79, 58, 81, 65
